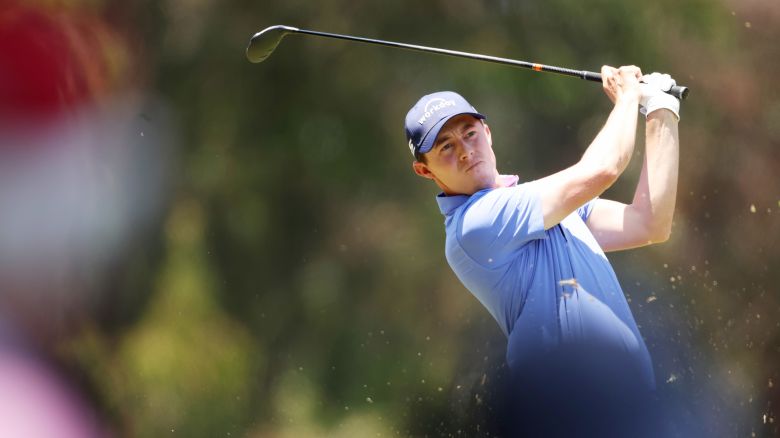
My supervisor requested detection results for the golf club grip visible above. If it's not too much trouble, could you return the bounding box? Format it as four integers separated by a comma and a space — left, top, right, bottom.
581, 71, 689, 100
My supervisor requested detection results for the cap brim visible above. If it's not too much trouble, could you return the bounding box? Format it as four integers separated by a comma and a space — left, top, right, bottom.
417, 112, 486, 155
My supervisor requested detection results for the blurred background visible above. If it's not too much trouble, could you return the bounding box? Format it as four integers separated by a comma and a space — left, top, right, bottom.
0, 0, 778, 436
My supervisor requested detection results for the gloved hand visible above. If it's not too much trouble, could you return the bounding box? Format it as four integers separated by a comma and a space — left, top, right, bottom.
639, 72, 680, 120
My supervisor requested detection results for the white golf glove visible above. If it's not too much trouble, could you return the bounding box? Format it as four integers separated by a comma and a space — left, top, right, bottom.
639, 72, 680, 120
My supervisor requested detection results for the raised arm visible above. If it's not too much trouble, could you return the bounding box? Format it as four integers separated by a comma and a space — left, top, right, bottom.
535, 65, 642, 229
585, 74, 680, 252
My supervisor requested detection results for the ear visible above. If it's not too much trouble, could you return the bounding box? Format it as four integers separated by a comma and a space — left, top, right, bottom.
483, 122, 492, 146
412, 160, 435, 180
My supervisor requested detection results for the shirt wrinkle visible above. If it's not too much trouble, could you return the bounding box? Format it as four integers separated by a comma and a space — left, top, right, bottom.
435, 184, 656, 390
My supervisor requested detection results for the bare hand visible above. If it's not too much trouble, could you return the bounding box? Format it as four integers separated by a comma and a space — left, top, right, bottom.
601, 65, 642, 104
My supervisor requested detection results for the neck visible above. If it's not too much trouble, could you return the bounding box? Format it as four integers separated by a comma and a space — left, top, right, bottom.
438, 174, 514, 196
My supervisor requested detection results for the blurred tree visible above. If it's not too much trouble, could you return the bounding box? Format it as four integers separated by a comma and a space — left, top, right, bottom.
35, 0, 780, 435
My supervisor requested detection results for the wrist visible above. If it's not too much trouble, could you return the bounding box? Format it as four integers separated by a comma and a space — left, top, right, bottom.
641, 93, 680, 121
615, 93, 640, 108
646, 108, 679, 123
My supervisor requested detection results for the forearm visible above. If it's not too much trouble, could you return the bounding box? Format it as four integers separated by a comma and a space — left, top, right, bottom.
536, 65, 644, 230
580, 96, 640, 179
631, 110, 679, 240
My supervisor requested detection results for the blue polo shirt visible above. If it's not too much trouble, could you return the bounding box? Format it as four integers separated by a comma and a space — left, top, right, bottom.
437, 178, 655, 390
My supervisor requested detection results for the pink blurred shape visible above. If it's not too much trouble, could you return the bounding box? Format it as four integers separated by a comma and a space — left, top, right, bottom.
0, 351, 108, 437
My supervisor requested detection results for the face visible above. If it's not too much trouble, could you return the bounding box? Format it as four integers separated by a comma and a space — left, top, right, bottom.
413, 114, 498, 195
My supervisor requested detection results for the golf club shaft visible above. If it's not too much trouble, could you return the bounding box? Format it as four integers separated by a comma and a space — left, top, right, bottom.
291, 28, 689, 100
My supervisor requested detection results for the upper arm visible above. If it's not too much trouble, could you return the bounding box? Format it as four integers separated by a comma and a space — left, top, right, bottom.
533, 161, 617, 230
585, 199, 659, 252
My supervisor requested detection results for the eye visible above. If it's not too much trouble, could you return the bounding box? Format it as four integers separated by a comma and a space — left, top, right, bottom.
440, 143, 452, 151
466, 130, 476, 138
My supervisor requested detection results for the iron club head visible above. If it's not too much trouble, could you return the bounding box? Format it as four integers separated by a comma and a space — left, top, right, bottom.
246, 25, 299, 63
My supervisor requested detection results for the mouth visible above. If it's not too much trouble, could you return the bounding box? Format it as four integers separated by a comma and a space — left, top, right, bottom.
465, 161, 483, 172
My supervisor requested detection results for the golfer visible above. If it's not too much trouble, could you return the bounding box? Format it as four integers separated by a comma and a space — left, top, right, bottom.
405, 65, 679, 435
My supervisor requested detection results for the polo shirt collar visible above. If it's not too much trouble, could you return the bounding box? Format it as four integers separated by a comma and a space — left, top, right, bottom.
435, 174, 520, 216
436, 193, 469, 215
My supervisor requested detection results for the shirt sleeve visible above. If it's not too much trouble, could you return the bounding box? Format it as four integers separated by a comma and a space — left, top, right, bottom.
577, 197, 599, 222
456, 183, 546, 266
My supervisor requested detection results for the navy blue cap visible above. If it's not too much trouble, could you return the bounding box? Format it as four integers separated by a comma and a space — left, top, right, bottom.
404, 91, 485, 159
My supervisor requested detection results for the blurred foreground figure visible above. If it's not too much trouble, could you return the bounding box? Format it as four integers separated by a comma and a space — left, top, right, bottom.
0, 2, 170, 436
405, 68, 680, 436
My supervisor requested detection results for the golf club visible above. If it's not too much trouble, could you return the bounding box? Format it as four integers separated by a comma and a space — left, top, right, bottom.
246, 25, 690, 100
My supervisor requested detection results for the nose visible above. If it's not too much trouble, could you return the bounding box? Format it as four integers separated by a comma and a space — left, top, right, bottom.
458, 141, 474, 161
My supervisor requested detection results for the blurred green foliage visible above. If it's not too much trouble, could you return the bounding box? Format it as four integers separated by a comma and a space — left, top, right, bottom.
51, 0, 780, 435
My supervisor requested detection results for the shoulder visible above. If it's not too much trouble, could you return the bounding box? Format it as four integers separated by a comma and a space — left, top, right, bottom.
460, 183, 541, 229
447, 184, 545, 263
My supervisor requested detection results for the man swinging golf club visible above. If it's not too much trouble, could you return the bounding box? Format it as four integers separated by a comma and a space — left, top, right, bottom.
405, 66, 679, 435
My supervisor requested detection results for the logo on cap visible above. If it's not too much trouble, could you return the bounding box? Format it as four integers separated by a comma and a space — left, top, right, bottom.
417, 98, 456, 125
